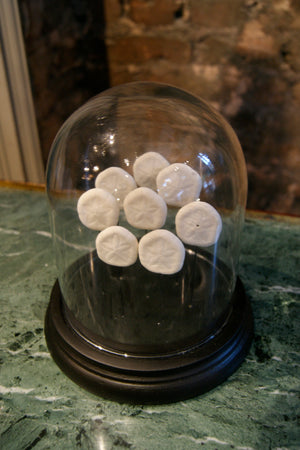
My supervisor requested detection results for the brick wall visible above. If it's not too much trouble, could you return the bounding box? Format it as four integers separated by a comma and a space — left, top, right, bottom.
20, 0, 300, 214
104, 0, 300, 214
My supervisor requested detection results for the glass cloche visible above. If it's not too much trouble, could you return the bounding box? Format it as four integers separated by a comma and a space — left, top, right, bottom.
45, 82, 253, 403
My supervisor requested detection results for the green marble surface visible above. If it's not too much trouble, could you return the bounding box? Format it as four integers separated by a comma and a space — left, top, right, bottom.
0, 185, 299, 449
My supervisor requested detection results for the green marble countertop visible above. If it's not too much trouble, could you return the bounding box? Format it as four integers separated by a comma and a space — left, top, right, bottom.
0, 185, 299, 449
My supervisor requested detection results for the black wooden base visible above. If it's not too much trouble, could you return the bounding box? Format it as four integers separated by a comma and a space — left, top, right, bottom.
45, 277, 253, 404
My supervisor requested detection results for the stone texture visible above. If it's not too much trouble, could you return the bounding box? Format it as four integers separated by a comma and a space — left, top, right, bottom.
107, 35, 191, 64
103, 0, 122, 23
193, 34, 236, 65
189, 0, 245, 28
129, 0, 181, 25
292, 81, 300, 104
283, 31, 300, 72
236, 20, 279, 58
0, 185, 299, 448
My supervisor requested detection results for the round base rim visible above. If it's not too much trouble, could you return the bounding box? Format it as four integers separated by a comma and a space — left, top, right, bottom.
45, 278, 253, 404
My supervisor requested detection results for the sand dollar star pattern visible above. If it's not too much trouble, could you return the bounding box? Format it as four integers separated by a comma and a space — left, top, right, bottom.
96, 226, 138, 267
138, 229, 185, 274
123, 187, 167, 229
77, 188, 120, 231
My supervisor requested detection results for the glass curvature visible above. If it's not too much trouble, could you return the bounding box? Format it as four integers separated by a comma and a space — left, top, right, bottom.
46, 82, 247, 357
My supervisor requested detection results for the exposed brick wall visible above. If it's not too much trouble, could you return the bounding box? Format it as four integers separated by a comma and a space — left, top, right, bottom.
20, 0, 300, 214
104, 0, 300, 214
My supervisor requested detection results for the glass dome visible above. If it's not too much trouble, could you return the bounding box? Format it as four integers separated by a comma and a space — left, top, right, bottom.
45, 82, 253, 402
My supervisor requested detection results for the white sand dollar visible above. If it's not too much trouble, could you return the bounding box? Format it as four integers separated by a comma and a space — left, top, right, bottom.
95, 166, 136, 206
156, 163, 202, 207
77, 188, 119, 231
133, 151, 169, 190
175, 201, 222, 247
96, 226, 138, 267
139, 229, 185, 274
123, 187, 167, 230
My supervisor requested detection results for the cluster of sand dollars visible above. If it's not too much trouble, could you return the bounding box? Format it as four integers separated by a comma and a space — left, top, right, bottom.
77, 152, 222, 275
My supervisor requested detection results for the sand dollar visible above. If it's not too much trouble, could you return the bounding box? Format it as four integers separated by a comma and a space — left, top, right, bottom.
77, 188, 119, 231
95, 166, 136, 206
156, 163, 202, 207
96, 226, 138, 267
175, 201, 222, 247
123, 187, 167, 230
138, 229, 185, 274
133, 151, 169, 190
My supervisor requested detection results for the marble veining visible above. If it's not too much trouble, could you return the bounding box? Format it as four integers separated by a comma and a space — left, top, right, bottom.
0, 186, 299, 449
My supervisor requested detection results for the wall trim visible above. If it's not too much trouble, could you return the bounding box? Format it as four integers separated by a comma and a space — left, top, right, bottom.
0, 0, 44, 183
